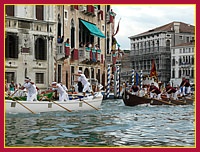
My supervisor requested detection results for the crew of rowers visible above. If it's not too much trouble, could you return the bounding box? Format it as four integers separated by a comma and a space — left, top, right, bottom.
5, 70, 95, 102
129, 77, 192, 100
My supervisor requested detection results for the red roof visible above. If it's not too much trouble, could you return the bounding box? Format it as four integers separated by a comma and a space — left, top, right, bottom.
130, 21, 195, 38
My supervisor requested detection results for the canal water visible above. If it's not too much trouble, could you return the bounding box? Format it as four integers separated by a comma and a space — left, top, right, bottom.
5, 99, 195, 147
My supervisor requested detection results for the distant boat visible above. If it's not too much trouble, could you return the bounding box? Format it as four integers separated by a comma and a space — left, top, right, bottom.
122, 89, 194, 107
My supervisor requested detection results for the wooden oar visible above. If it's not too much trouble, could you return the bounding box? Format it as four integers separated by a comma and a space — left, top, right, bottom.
42, 96, 72, 112
11, 98, 36, 114
50, 100, 72, 112
10, 89, 18, 97
153, 98, 176, 106
80, 99, 99, 111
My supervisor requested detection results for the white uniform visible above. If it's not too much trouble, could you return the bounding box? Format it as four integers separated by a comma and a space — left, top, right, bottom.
79, 74, 92, 93
53, 84, 69, 101
23, 82, 37, 101
60, 84, 68, 92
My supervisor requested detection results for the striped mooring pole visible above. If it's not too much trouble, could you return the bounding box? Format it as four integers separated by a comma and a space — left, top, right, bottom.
132, 69, 134, 86
116, 66, 120, 98
140, 70, 143, 90
106, 64, 111, 98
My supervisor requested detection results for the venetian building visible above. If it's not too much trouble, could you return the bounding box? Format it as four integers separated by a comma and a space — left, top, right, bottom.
171, 40, 195, 86
5, 5, 56, 90
54, 5, 116, 89
129, 21, 195, 84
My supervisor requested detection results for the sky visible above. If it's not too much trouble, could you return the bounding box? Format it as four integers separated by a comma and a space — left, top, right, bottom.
111, 5, 195, 50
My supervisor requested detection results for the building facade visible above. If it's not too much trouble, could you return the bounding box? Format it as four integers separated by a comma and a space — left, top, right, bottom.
5, 5, 117, 90
5, 5, 56, 90
171, 41, 195, 86
129, 22, 195, 84
54, 5, 116, 89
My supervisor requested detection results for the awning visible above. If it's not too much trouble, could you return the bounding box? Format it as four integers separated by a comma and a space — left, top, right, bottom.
80, 19, 105, 38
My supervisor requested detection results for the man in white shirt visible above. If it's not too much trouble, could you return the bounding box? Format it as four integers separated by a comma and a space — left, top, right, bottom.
20, 77, 37, 101
73, 70, 94, 97
59, 82, 68, 92
52, 82, 69, 101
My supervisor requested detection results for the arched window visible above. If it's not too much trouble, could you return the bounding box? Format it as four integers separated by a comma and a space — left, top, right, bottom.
5, 34, 18, 58
35, 37, 47, 60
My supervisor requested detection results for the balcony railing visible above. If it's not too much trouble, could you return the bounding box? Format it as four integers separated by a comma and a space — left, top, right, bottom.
56, 43, 70, 60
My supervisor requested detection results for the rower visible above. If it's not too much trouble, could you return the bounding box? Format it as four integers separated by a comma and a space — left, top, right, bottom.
51, 82, 69, 101
20, 77, 37, 101
165, 83, 178, 100
73, 70, 94, 97
149, 83, 161, 100
130, 84, 139, 96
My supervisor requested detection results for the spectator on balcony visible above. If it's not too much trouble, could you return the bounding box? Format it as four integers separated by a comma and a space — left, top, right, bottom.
57, 36, 62, 43
92, 43, 97, 62
79, 42, 85, 47
60, 36, 64, 43
95, 44, 99, 50
65, 38, 70, 47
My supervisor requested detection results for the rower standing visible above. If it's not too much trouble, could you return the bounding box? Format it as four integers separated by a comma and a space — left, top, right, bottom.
20, 77, 37, 101
51, 82, 69, 101
73, 70, 94, 97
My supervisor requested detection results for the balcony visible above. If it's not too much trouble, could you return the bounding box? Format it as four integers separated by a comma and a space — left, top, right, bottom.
179, 62, 193, 67
78, 47, 102, 65
56, 43, 70, 60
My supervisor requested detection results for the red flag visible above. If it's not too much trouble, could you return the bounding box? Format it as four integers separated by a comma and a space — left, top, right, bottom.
150, 59, 157, 77
113, 18, 121, 36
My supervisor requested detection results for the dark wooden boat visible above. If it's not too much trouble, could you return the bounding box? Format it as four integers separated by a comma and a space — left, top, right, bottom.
150, 96, 194, 106
123, 90, 151, 106
123, 89, 194, 106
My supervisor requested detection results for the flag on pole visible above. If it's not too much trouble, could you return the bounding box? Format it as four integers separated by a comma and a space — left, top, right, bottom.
150, 59, 157, 77
113, 18, 121, 36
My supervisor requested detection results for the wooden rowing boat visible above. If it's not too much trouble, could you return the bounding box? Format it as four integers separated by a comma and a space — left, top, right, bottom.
123, 90, 194, 106
122, 90, 151, 106
5, 92, 103, 114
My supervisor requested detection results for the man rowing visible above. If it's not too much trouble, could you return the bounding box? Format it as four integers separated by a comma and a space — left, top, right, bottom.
20, 77, 37, 101
51, 82, 69, 101
149, 82, 161, 100
73, 70, 94, 97
165, 83, 178, 100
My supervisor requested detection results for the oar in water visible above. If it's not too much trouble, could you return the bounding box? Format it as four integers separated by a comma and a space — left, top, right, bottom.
11, 98, 36, 114
79, 98, 99, 111
42, 96, 72, 112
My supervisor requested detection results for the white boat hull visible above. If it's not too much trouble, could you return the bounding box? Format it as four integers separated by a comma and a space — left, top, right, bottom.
5, 93, 103, 114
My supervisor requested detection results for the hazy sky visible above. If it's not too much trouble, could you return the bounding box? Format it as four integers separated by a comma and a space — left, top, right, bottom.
111, 4, 195, 50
